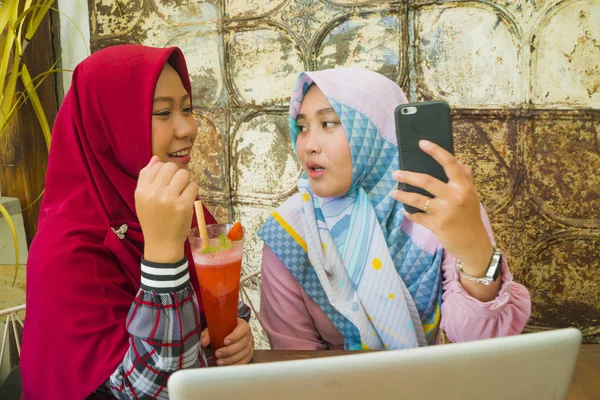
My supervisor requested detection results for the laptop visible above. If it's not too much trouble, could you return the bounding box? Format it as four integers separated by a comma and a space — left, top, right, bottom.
168, 328, 582, 400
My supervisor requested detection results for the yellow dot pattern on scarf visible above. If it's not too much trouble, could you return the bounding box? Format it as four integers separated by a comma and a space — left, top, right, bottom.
388, 293, 394, 300
372, 258, 382, 270
302, 192, 310, 202
322, 242, 326, 251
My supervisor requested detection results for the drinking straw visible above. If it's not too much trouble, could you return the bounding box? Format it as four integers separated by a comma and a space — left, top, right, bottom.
194, 200, 209, 245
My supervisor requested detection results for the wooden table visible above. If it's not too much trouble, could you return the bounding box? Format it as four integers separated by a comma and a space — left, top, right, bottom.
567, 345, 600, 400
251, 345, 600, 400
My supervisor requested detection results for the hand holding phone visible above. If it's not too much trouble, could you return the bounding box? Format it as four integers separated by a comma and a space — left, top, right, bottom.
391, 102, 495, 281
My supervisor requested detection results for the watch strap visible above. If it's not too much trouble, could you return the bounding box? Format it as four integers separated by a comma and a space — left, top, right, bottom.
456, 247, 502, 286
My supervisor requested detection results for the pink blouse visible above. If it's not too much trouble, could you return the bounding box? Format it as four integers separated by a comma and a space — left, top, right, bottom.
260, 241, 531, 350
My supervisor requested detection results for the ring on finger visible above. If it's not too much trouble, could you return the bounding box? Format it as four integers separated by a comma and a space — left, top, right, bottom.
423, 198, 432, 213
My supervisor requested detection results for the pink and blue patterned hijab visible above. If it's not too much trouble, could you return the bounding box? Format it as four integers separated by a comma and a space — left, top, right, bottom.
259, 68, 443, 350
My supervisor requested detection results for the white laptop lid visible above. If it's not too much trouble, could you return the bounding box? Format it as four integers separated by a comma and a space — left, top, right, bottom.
168, 328, 581, 400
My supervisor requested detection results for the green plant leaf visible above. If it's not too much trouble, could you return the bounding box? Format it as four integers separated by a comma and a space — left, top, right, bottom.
0, 202, 19, 286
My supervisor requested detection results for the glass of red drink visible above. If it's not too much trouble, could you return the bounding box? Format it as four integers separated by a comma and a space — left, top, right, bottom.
189, 224, 243, 353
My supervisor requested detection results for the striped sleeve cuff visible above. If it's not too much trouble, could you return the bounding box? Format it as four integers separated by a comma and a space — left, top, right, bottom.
140, 257, 190, 293
238, 299, 251, 322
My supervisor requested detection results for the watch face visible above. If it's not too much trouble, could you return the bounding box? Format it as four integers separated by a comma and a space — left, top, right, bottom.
492, 253, 502, 281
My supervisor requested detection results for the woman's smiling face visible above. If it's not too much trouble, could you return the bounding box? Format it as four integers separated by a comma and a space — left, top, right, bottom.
151, 63, 197, 170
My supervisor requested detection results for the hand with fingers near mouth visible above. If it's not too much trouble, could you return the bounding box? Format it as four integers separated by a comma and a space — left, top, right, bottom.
391, 140, 495, 282
135, 156, 199, 264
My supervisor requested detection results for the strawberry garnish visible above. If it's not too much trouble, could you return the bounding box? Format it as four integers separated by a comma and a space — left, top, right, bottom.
226, 222, 243, 241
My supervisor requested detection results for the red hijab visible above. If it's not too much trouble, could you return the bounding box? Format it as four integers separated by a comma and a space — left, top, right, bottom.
20, 44, 216, 399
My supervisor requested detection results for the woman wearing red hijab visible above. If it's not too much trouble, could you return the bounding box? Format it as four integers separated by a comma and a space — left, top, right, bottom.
20, 45, 254, 399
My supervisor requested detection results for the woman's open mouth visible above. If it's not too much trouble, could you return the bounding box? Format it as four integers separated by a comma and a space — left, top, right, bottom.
306, 160, 325, 178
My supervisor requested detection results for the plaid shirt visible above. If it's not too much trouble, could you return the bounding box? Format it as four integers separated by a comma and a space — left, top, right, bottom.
93, 258, 250, 399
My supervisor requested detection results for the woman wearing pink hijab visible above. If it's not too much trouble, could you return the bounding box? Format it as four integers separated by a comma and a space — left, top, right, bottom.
259, 68, 531, 351
20, 45, 254, 399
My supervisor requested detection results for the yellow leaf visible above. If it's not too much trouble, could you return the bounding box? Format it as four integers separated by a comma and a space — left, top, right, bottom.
0, 5, 18, 115
3, 67, 63, 140
0, 51, 20, 132
25, 0, 55, 42
21, 64, 51, 150
17, 0, 34, 47
0, 37, 14, 108
22, 189, 45, 213
32, 5, 90, 57
0, 202, 20, 286
0, 33, 15, 91
0, 0, 18, 35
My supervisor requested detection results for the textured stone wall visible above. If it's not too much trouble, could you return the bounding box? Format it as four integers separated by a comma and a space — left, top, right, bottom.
88, 0, 600, 346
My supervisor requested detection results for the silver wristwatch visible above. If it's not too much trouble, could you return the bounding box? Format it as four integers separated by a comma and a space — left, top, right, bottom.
456, 247, 502, 286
